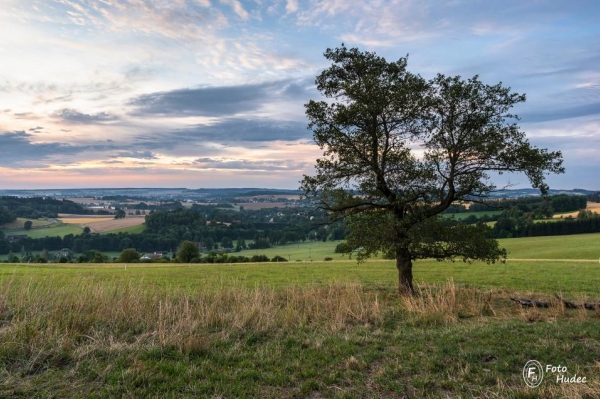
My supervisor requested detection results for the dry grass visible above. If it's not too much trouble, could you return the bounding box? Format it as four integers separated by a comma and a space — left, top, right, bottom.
399, 280, 497, 325
0, 277, 382, 352
1, 276, 598, 397
58, 216, 114, 224
553, 201, 600, 218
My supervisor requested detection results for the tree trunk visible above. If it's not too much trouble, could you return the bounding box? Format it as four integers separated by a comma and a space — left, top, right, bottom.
396, 249, 414, 295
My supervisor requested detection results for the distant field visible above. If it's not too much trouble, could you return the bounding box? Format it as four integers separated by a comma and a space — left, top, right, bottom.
0, 217, 56, 230
58, 214, 146, 233
103, 223, 146, 235
553, 201, 600, 218
58, 215, 114, 224
4, 223, 83, 238
237, 233, 600, 262
237, 240, 345, 261
499, 232, 600, 260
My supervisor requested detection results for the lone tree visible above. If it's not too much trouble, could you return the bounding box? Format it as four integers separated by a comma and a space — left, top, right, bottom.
23, 220, 33, 230
177, 240, 200, 263
118, 248, 140, 263
301, 46, 564, 294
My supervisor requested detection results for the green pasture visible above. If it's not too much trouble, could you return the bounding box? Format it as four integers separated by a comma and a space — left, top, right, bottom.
3, 223, 83, 238
0, 217, 57, 230
2, 257, 599, 296
237, 240, 345, 261
499, 232, 600, 259
237, 233, 600, 262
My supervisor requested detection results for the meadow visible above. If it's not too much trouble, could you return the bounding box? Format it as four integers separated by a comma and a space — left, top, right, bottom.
1, 234, 599, 397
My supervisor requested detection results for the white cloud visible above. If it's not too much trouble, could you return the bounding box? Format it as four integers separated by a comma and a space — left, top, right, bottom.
219, 0, 250, 21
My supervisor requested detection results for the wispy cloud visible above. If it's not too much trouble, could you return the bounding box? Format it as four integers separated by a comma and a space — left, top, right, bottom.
54, 109, 119, 124
129, 78, 315, 117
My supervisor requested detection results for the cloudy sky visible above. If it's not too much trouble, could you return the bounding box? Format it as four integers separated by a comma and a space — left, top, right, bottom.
0, 0, 599, 190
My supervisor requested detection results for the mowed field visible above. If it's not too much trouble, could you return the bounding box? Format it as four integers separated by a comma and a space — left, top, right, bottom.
58, 214, 146, 233
1, 234, 599, 398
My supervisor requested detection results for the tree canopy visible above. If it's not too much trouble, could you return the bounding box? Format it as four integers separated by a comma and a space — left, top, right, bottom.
301, 45, 564, 293
177, 240, 200, 263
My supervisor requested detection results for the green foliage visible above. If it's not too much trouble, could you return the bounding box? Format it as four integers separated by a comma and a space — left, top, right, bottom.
250, 254, 270, 262
177, 240, 200, 263
0, 196, 93, 218
0, 207, 16, 225
118, 248, 140, 263
334, 242, 351, 253
114, 209, 126, 219
23, 220, 33, 230
301, 45, 564, 291
271, 255, 287, 262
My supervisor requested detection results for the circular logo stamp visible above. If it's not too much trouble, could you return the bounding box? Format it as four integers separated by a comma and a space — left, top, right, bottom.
523, 360, 544, 388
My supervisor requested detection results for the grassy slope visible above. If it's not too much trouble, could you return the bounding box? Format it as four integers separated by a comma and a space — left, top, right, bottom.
4, 223, 83, 238
238, 232, 600, 261
499, 232, 600, 259
1, 217, 56, 230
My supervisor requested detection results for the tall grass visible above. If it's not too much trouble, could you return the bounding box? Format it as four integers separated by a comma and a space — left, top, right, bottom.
399, 280, 496, 326
0, 277, 382, 351
1, 275, 598, 397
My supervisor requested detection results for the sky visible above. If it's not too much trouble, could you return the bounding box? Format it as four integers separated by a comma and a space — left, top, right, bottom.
0, 0, 599, 190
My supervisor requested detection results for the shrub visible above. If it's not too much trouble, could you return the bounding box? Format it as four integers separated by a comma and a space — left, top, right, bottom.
334, 242, 351, 253
250, 254, 270, 262
271, 255, 288, 262
324, 257, 333, 261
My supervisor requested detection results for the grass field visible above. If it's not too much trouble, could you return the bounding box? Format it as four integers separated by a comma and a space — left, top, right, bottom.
3, 223, 83, 238
1, 234, 599, 397
236, 233, 600, 262
0, 217, 57, 230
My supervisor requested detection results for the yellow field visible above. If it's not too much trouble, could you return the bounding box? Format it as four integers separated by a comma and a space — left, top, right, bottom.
58, 215, 114, 224
553, 201, 600, 218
